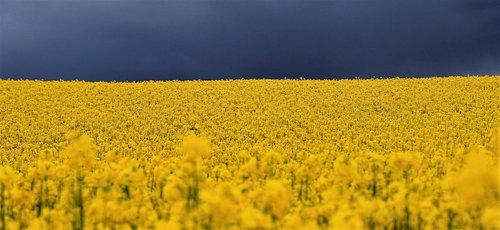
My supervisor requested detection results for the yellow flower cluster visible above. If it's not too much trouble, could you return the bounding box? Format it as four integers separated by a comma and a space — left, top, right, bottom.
0, 76, 498, 229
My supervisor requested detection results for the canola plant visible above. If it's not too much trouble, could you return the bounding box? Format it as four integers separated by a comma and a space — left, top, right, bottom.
0, 76, 498, 229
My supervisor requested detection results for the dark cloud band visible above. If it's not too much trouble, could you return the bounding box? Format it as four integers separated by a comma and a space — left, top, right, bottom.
0, 0, 498, 81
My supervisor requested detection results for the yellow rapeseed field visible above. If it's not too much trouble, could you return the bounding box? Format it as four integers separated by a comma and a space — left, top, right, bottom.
0, 76, 498, 229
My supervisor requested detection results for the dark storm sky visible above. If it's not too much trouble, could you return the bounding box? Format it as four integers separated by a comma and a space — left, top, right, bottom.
0, 0, 499, 81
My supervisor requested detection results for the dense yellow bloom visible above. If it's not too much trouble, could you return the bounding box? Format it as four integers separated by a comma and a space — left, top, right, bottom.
259, 180, 291, 218
63, 134, 97, 169
443, 148, 499, 209
240, 206, 273, 229
180, 134, 211, 160
0, 76, 498, 229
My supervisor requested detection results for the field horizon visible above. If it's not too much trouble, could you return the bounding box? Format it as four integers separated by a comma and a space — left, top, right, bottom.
1, 75, 498, 83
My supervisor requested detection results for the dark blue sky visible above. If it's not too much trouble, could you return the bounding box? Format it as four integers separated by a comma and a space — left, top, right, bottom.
0, 0, 499, 81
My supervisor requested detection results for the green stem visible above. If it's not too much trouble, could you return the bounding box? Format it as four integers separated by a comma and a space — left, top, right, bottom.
1, 183, 5, 230
76, 169, 85, 230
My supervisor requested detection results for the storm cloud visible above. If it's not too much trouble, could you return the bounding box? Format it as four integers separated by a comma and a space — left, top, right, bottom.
0, 0, 499, 81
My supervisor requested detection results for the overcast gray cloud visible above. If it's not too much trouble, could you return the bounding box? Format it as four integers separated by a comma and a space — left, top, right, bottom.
0, 0, 499, 80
